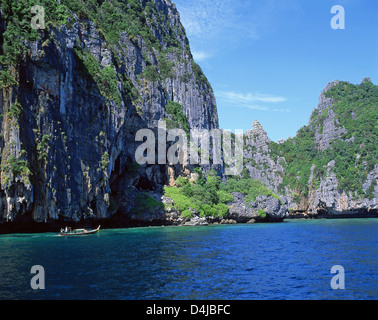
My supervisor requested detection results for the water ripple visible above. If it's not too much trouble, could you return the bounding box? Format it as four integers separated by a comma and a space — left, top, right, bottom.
0, 219, 377, 299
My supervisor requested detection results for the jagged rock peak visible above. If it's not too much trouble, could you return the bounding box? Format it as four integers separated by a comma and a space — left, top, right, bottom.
244, 120, 271, 147
251, 120, 266, 134
322, 80, 340, 93
252, 120, 262, 129
317, 80, 339, 111
251, 120, 269, 140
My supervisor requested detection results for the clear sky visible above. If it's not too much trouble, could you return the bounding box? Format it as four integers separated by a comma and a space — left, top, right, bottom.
173, 0, 378, 142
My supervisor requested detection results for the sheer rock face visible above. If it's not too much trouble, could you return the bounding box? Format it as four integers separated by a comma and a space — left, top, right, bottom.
0, 0, 219, 225
243, 81, 377, 218
228, 192, 288, 223
243, 120, 285, 193
306, 82, 377, 216
309, 80, 347, 151
307, 162, 378, 217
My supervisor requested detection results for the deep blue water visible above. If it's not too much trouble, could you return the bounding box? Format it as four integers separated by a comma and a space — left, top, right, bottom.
0, 219, 377, 300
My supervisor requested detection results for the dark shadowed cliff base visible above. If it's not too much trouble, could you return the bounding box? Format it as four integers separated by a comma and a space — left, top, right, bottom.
1, 208, 378, 234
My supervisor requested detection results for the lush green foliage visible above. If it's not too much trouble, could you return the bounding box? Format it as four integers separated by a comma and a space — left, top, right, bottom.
270, 81, 378, 199
323, 81, 378, 193
132, 192, 164, 214
164, 170, 228, 219
36, 134, 51, 163
1, 154, 32, 186
138, 52, 175, 82
74, 48, 122, 105
158, 55, 175, 80
257, 209, 266, 219
8, 101, 23, 122
0, 0, 209, 122
140, 65, 160, 82
101, 152, 110, 171
0, 70, 18, 89
217, 190, 234, 204
191, 60, 211, 89
164, 100, 189, 134
0, 0, 179, 54
0, 0, 72, 66
270, 125, 319, 197
98, 66, 122, 105
220, 176, 281, 204
164, 169, 281, 219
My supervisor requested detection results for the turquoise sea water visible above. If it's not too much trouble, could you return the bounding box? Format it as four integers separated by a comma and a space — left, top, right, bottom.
0, 219, 377, 300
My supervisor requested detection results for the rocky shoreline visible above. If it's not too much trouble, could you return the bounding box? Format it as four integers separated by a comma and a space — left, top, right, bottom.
1, 201, 377, 235
1, 185, 377, 234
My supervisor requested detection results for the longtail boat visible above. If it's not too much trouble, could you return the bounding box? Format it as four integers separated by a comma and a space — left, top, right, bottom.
59, 225, 100, 236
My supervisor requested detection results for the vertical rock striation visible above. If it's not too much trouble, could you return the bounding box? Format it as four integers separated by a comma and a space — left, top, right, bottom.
0, 0, 219, 228
243, 80, 377, 218
243, 120, 285, 193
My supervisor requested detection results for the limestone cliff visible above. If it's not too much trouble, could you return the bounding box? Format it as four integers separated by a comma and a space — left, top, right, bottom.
243, 79, 378, 218
243, 120, 285, 193
0, 0, 218, 228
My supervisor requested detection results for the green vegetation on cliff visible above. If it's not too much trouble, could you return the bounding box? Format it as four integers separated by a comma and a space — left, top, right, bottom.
74, 47, 122, 105
322, 81, 378, 194
164, 101, 189, 134
0, 0, 218, 224
164, 169, 229, 219
0, 0, 182, 61
164, 169, 281, 219
132, 192, 164, 214
0, 0, 210, 114
1, 153, 32, 186
270, 125, 319, 197
0, 0, 71, 66
221, 176, 281, 204
270, 80, 378, 200
0, 70, 18, 89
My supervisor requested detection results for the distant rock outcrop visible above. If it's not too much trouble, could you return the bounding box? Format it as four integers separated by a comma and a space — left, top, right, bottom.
243, 120, 285, 193
228, 192, 288, 222
243, 80, 378, 218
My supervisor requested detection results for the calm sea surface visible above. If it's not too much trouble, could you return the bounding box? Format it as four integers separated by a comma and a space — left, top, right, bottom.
0, 219, 377, 300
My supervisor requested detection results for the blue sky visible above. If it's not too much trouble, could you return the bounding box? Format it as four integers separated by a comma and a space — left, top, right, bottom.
173, 0, 378, 141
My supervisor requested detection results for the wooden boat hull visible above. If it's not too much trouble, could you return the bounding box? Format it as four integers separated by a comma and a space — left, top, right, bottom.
59, 226, 100, 236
